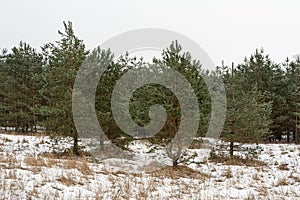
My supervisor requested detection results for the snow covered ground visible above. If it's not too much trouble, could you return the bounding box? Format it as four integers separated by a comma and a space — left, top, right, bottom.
0, 132, 299, 200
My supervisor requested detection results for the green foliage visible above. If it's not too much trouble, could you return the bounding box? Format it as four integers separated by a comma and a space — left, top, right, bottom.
233, 49, 289, 141
0, 42, 43, 132
223, 90, 272, 144
40, 21, 88, 155
130, 41, 211, 144
95, 51, 138, 149
1, 22, 300, 161
219, 58, 272, 155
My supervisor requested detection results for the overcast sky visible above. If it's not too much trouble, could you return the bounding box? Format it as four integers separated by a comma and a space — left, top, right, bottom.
1, 0, 300, 66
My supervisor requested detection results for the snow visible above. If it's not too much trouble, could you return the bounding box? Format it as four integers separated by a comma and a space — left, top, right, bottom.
0, 132, 299, 199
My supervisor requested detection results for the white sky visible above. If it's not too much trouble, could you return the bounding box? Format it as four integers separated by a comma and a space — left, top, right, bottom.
1, 0, 300, 66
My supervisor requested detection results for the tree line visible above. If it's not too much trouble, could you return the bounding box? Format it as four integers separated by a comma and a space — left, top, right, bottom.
0, 21, 299, 157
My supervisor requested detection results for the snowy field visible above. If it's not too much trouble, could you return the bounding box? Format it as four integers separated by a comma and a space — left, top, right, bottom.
0, 132, 299, 200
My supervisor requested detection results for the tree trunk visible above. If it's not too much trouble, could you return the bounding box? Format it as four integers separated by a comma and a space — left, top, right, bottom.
73, 131, 80, 156
277, 134, 281, 142
173, 158, 179, 168
4, 98, 7, 131
99, 134, 104, 152
230, 141, 234, 157
230, 63, 235, 158
33, 111, 37, 133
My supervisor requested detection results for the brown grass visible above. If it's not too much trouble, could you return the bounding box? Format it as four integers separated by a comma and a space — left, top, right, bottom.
1, 137, 12, 142
252, 173, 260, 181
0, 155, 19, 168
41, 149, 93, 160
276, 177, 288, 186
65, 158, 77, 169
188, 139, 204, 149
22, 138, 29, 143
209, 154, 266, 167
149, 165, 209, 180
288, 172, 300, 183
24, 156, 46, 167
278, 163, 289, 170
63, 156, 92, 175
257, 186, 268, 196
0, 131, 46, 137
57, 176, 77, 186
79, 157, 91, 175
222, 168, 233, 178
4, 170, 17, 179
46, 157, 59, 168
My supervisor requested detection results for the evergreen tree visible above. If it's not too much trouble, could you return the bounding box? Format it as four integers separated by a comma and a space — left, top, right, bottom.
220, 63, 272, 156
96, 51, 137, 150
286, 56, 300, 143
129, 41, 210, 166
0, 42, 43, 132
41, 21, 88, 155
235, 49, 287, 141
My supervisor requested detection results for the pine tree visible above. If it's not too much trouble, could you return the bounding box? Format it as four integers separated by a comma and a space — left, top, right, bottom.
221, 63, 272, 156
41, 21, 88, 155
0, 42, 43, 132
235, 49, 287, 141
95, 50, 136, 150
129, 41, 210, 166
286, 56, 300, 143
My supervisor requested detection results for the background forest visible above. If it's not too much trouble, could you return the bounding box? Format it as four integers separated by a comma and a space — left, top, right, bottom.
0, 21, 299, 157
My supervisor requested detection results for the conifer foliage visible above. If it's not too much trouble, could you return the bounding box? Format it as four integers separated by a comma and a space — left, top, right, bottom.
40, 21, 88, 155
0, 22, 300, 159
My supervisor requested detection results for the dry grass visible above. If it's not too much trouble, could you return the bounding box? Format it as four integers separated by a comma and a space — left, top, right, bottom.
63, 156, 92, 175
65, 158, 77, 169
293, 176, 300, 183
288, 172, 300, 183
22, 138, 29, 143
257, 186, 268, 196
252, 172, 260, 181
0, 154, 19, 168
0, 132, 298, 199
209, 154, 266, 167
188, 139, 205, 149
244, 193, 256, 200
1, 137, 12, 142
45, 154, 59, 167
278, 163, 289, 170
149, 165, 209, 180
79, 157, 92, 175
24, 156, 46, 167
222, 167, 233, 178
57, 176, 77, 186
276, 177, 288, 186
41, 149, 93, 160
4, 170, 17, 179
47, 159, 59, 167
0, 131, 47, 137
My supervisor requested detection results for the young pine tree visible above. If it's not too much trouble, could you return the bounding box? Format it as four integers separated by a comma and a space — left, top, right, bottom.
41, 21, 88, 155
221, 63, 272, 156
